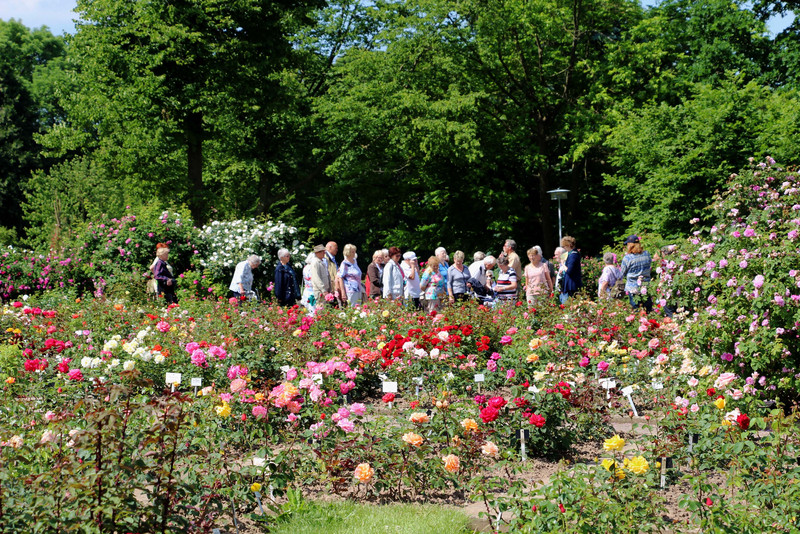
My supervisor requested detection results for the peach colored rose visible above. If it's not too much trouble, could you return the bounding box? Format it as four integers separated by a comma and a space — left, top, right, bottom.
409, 412, 429, 424
354, 463, 374, 483
481, 441, 499, 458
442, 454, 460, 473
402, 432, 424, 447
461, 418, 479, 433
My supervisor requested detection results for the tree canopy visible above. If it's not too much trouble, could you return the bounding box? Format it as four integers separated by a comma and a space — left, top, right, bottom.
2, 0, 800, 254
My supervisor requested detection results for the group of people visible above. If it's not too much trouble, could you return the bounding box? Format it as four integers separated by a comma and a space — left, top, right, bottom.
146, 234, 656, 314
286, 237, 588, 312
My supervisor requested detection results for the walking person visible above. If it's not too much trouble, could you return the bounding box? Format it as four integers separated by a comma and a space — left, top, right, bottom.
274, 249, 300, 307
619, 235, 653, 312
402, 251, 422, 309
382, 247, 404, 301
523, 246, 553, 306
559, 236, 582, 304
337, 244, 364, 307
229, 255, 261, 300
152, 245, 178, 305
447, 250, 472, 304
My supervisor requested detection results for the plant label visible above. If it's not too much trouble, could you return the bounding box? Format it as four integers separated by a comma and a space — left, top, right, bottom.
413, 376, 423, 396
527, 385, 539, 398
165, 372, 181, 385
280, 365, 291, 373
474, 374, 485, 382
652, 380, 664, 390
213, 530, 220, 534
312, 373, 323, 385
621, 385, 638, 416
515, 428, 530, 461
253, 457, 266, 467
445, 372, 455, 381
382, 381, 398, 393
191, 377, 202, 387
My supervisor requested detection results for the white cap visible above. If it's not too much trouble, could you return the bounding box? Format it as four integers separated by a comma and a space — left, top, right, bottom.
403, 251, 417, 261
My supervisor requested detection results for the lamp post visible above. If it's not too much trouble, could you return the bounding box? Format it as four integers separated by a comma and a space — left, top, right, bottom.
547, 188, 570, 243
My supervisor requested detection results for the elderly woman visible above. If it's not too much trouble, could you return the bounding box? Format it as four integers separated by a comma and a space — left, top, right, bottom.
301, 253, 316, 312
447, 250, 472, 304
559, 236, 582, 304
152, 246, 178, 304
274, 248, 300, 306
229, 255, 261, 300
420, 256, 445, 311
382, 246, 404, 300
597, 252, 622, 299
366, 250, 384, 299
524, 246, 552, 306
619, 235, 653, 312
337, 243, 363, 307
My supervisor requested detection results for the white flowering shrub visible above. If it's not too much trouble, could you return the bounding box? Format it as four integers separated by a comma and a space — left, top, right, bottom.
196, 219, 307, 287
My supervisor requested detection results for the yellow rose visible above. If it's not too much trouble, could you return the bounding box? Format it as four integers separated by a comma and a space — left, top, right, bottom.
292, 329, 302, 337
603, 435, 625, 451
377, 342, 386, 350
250, 482, 262, 493
215, 403, 231, 417
614, 468, 626, 480
461, 418, 479, 433
382, 310, 390, 318
601, 458, 616, 472
528, 338, 543, 350
626, 456, 648, 475
526, 353, 539, 363
714, 397, 726, 410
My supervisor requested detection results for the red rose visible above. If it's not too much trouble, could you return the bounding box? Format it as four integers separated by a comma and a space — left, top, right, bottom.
487, 396, 507, 409
529, 414, 546, 428
736, 413, 750, 430
479, 406, 499, 423
706, 387, 716, 396
382, 393, 396, 403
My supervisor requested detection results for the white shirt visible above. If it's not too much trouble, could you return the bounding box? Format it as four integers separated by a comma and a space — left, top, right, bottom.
469, 261, 487, 285
382, 260, 404, 298
402, 261, 421, 298
229, 261, 254, 293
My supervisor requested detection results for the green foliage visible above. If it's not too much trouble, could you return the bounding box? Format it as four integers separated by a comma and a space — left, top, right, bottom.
657, 160, 800, 402
605, 80, 800, 237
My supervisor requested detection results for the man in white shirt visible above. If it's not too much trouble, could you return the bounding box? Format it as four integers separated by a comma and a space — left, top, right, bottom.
310, 245, 332, 305
229, 255, 261, 298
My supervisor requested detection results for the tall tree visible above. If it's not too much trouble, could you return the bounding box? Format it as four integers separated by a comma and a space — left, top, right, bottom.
0, 20, 65, 234
312, 0, 643, 254
37, 0, 323, 226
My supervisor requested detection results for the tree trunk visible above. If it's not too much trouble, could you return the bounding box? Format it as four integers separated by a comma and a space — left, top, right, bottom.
186, 111, 204, 224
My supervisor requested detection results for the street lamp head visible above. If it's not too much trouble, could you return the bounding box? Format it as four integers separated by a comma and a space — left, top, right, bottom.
547, 188, 570, 201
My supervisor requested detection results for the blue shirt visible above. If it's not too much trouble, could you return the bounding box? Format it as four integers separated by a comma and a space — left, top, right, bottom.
620, 252, 652, 292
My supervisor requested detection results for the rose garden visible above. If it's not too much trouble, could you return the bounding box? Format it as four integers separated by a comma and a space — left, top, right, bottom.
1, 162, 799, 533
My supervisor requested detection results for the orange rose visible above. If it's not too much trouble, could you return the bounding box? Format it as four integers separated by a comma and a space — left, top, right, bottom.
402, 432, 424, 447
409, 412, 429, 424
461, 418, 479, 433
354, 463, 374, 483
442, 454, 460, 473
481, 441, 499, 458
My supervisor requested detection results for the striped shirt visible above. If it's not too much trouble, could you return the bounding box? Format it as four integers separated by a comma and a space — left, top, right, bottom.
494, 268, 517, 301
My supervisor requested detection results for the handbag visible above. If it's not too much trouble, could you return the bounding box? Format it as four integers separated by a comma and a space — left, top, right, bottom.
610, 279, 626, 299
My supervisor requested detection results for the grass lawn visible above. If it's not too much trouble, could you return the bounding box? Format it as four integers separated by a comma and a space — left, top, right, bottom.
266, 500, 478, 534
